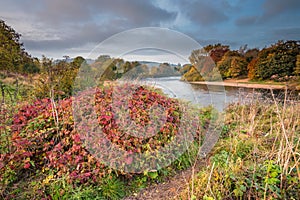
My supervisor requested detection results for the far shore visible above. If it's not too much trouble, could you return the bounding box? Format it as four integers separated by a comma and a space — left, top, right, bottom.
189, 79, 295, 90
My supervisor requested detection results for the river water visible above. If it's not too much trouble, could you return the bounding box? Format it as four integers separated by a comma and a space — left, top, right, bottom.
143, 76, 291, 111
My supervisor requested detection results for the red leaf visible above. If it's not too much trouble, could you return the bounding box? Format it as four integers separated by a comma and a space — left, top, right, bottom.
125, 156, 133, 165
24, 163, 30, 169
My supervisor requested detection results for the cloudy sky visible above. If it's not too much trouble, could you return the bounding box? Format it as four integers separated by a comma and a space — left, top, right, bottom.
1, 0, 299, 63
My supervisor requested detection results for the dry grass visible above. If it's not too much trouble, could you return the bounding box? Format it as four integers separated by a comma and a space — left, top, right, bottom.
180, 89, 300, 199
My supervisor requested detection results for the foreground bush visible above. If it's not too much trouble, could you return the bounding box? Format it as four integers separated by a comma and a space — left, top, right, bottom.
0, 83, 203, 199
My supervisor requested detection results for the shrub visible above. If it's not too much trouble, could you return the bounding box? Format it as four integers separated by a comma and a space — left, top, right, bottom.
0, 83, 203, 198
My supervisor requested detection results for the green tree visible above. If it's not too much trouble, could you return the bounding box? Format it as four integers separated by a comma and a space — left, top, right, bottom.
96, 55, 110, 63
229, 57, 248, 78
34, 56, 82, 99
255, 40, 299, 80
71, 56, 86, 69
244, 48, 259, 63
0, 20, 37, 73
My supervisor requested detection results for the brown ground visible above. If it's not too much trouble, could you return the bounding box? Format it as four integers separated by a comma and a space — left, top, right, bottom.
124, 159, 208, 200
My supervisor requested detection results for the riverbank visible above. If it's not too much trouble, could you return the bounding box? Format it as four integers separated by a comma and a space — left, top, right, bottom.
190, 78, 300, 90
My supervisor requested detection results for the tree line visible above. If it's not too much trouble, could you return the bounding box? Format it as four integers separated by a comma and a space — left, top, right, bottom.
183, 41, 300, 82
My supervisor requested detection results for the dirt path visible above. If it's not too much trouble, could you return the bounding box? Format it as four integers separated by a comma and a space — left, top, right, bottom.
124, 159, 208, 200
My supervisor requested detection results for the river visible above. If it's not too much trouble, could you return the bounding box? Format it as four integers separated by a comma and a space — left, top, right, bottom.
143, 76, 292, 111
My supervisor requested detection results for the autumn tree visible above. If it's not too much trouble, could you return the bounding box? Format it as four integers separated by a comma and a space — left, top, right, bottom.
189, 48, 207, 67
181, 65, 204, 81
179, 64, 193, 75
209, 44, 230, 63
217, 50, 248, 78
247, 57, 258, 80
190, 44, 229, 66
188, 44, 230, 80
295, 54, 300, 78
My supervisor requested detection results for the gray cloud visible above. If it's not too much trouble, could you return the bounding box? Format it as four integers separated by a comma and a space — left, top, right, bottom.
0, 0, 299, 60
87, 27, 201, 59
182, 1, 228, 26
22, 23, 121, 51
1, 0, 177, 58
27, 0, 176, 27
235, 16, 258, 26
261, 0, 300, 20
258, 0, 300, 24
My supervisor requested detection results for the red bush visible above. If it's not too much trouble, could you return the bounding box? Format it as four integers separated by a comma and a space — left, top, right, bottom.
1, 84, 199, 185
